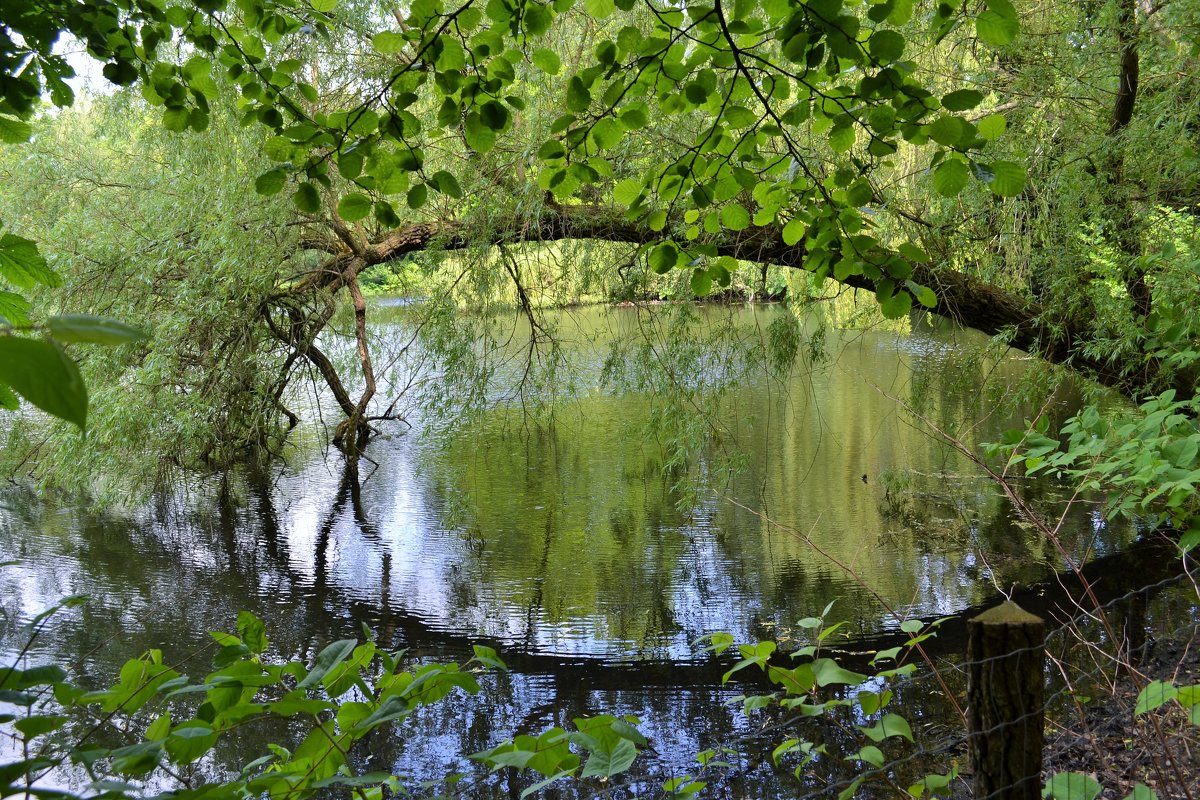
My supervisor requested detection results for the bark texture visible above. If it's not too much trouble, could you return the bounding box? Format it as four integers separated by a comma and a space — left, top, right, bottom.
967, 602, 1046, 800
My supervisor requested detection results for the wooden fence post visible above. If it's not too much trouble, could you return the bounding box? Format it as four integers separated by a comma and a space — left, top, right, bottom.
968, 601, 1046, 800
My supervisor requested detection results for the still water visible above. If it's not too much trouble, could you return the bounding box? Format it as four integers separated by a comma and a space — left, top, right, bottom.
0, 303, 1149, 796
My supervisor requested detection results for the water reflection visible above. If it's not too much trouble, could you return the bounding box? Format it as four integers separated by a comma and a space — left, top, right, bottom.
0, 303, 1166, 797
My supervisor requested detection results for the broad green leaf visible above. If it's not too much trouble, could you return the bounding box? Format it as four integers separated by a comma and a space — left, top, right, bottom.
464, 112, 497, 152
294, 182, 321, 213
811, 658, 866, 687
1124, 785, 1158, 800
691, 269, 712, 295
47, 315, 147, 345
0, 290, 32, 326
942, 89, 984, 111
858, 713, 913, 742
978, 113, 1007, 140
828, 125, 855, 153
880, 290, 913, 318
929, 114, 968, 147
337, 193, 373, 222
0, 337, 86, 428
237, 612, 267, 654
721, 204, 750, 231
782, 218, 805, 247
1044, 772, 1102, 800
854, 745, 884, 767
987, 160, 1026, 196
1135, 680, 1177, 715
584, 0, 615, 19
430, 170, 463, 198
165, 724, 218, 765
110, 741, 163, 775
649, 242, 680, 274
472, 645, 507, 671
932, 159, 969, 197
976, 10, 1019, 46
0, 234, 60, 290
162, 107, 189, 133
297, 639, 359, 689
254, 168, 287, 196
906, 281, 937, 309
13, 714, 67, 738
868, 30, 905, 63
0, 115, 33, 144
407, 184, 428, 209
372, 31, 407, 54
579, 737, 637, 778
532, 48, 561, 74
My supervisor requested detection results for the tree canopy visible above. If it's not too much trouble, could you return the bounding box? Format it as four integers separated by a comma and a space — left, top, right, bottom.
0, 0, 1198, 482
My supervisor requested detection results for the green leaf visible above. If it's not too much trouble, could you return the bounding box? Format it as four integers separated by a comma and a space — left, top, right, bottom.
986, 160, 1026, 196
0, 382, 18, 411
649, 242, 681, 274
978, 113, 1006, 140
0, 290, 32, 326
858, 713, 913, 742
584, 0, 615, 19
255, 168, 287, 196
1124, 785, 1158, 800
929, 114, 967, 147
162, 107, 190, 133
906, 281, 937, 309
430, 170, 463, 198
828, 125, 855, 153
13, 714, 67, 738
932, 159, 969, 197
580, 737, 637, 778
294, 182, 321, 213
880, 290, 913, 319
47, 315, 147, 345
854, 745, 884, 767
407, 184, 428, 209
811, 658, 865, 687
721, 204, 750, 231
690, 269, 712, 296
942, 89, 984, 111
237, 612, 267, 654
472, 645, 507, 671
372, 31, 408, 54
532, 49, 561, 74
0, 234, 60, 290
464, 112, 497, 152
868, 30, 905, 63
591, 118, 623, 150
337, 194, 373, 222
0, 337, 87, 428
1044, 772, 1102, 800
165, 724, 218, 765
1135, 680, 1177, 715
0, 115, 33, 144
976, 10, 1019, 46
782, 218, 805, 247
297, 640, 359, 689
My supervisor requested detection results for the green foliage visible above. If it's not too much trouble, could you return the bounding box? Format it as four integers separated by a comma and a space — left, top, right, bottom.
1, 609, 506, 800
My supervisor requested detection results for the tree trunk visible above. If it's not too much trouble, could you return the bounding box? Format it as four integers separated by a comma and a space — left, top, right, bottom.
285, 205, 1188, 402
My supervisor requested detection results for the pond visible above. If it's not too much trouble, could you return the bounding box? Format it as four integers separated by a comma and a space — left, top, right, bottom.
0, 302, 1165, 796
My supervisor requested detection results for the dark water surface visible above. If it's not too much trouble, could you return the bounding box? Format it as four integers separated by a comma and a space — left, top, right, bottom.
0, 304, 1166, 796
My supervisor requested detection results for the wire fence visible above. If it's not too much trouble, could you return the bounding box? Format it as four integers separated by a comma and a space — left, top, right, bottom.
739, 569, 1200, 800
